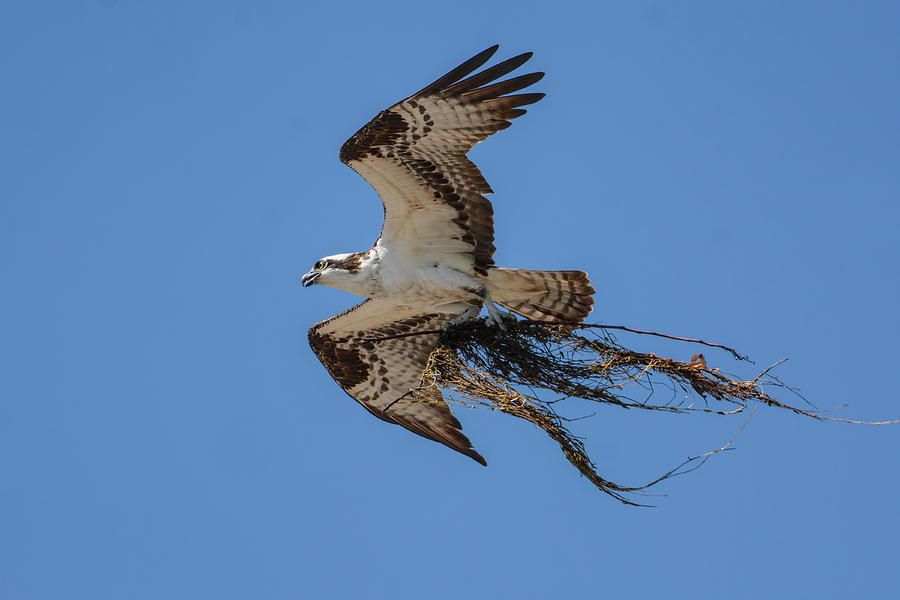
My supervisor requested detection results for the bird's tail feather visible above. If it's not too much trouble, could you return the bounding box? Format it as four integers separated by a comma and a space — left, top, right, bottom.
486, 268, 594, 322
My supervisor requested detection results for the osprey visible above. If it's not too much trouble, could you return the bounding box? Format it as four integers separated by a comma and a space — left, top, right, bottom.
304, 46, 594, 465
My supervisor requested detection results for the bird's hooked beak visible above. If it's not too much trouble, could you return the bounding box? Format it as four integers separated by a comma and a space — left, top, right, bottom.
301, 271, 320, 287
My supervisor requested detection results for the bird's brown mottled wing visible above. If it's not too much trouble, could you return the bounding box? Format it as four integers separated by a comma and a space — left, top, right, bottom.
308, 300, 486, 465
340, 45, 544, 274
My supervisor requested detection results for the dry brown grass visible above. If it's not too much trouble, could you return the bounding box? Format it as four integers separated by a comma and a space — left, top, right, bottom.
418, 319, 897, 505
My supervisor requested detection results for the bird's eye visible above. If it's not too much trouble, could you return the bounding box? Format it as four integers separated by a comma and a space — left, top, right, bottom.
314, 260, 326, 270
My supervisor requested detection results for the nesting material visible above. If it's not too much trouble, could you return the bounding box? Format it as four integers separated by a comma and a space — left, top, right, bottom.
418, 319, 896, 505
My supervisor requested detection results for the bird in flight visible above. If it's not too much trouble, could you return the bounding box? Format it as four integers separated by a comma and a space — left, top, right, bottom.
303, 46, 594, 465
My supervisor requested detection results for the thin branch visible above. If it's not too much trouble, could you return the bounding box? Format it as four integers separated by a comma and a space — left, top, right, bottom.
560, 322, 749, 362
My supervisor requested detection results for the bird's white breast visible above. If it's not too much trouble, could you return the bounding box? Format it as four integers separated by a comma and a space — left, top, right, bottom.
363, 244, 480, 308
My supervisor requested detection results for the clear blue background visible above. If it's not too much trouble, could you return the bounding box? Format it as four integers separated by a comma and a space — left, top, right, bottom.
3, 2, 898, 598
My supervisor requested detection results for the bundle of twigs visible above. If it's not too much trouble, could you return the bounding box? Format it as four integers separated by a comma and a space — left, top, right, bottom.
420, 319, 896, 505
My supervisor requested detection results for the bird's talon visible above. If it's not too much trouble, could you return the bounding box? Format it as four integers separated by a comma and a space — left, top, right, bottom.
486, 315, 508, 330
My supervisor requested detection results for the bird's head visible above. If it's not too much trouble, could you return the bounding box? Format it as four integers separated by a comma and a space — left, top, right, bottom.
301, 253, 365, 292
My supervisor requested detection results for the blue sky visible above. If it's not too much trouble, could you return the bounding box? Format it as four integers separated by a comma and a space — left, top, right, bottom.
2, 1, 899, 598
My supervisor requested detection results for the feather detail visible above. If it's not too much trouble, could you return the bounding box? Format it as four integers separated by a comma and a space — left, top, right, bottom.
308, 300, 486, 465
339, 46, 545, 274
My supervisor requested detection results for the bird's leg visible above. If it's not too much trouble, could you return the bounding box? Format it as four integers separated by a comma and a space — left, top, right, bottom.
442, 305, 482, 331
481, 290, 517, 330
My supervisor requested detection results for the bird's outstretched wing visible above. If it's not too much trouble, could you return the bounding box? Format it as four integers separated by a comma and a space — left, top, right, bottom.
339, 45, 544, 274
308, 300, 486, 465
